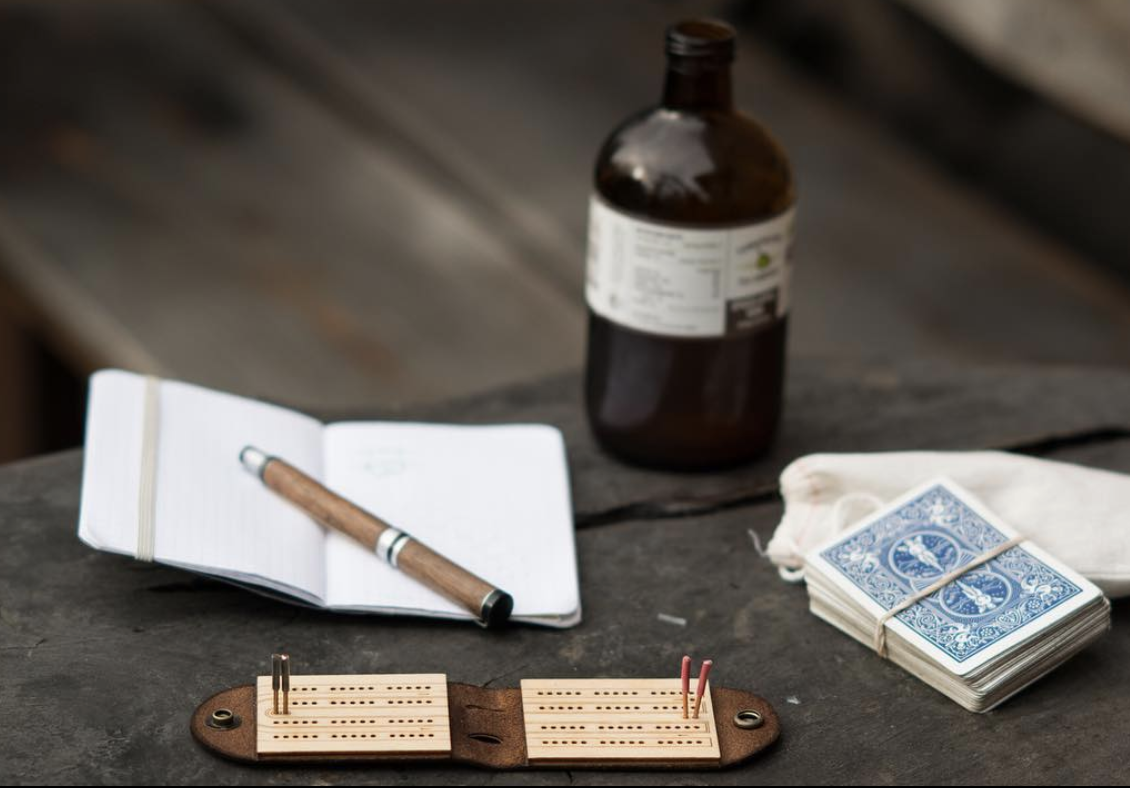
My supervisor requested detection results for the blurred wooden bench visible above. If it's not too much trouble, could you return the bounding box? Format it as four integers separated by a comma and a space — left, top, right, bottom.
1, 0, 1129, 462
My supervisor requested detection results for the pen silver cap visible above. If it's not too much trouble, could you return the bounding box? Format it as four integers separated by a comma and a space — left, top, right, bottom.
240, 446, 271, 479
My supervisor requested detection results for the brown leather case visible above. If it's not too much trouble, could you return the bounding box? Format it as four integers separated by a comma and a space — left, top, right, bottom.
191, 683, 779, 770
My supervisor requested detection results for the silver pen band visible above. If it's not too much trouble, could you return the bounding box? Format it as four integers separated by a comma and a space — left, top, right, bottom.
374, 528, 412, 568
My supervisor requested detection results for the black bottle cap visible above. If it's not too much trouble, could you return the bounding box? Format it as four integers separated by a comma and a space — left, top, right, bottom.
665, 19, 736, 61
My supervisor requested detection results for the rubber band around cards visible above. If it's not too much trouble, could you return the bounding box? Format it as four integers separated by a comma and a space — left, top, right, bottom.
873, 535, 1025, 658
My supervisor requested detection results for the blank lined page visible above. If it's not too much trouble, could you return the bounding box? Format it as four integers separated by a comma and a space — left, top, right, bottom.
154, 380, 327, 598
321, 422, 578, 623
79, 371, 147, 552
79, 370, 328, 602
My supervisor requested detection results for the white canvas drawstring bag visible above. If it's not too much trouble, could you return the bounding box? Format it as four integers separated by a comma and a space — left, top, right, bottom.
766, 450, 1130, 597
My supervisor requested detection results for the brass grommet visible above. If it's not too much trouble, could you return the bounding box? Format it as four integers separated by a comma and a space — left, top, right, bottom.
733, 709, 763, 730
206, 708, 240, 730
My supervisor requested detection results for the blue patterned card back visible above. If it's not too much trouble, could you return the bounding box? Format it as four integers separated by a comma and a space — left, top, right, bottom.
818, 482, 1084, 665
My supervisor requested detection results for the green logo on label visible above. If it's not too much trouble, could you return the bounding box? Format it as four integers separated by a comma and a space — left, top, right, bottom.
756, 253, 772, 269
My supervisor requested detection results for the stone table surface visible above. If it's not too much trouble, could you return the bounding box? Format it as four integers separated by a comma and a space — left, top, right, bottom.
2, 359, 1129, 785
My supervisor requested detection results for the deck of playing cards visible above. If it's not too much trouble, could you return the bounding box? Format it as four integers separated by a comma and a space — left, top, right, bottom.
804, 478, 1111, 712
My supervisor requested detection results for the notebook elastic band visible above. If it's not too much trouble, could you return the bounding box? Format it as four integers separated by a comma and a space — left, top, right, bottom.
136, 375, 161, 562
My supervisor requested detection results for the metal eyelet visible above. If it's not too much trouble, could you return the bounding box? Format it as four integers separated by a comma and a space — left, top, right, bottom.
206, 708, 241, 729
733, 709, 763, 730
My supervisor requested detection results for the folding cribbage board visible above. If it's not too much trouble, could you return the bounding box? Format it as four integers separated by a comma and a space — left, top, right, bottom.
192, 662, 779, 770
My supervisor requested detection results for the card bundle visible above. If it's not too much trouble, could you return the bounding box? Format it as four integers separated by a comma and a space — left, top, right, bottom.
804, 479, 1110, 712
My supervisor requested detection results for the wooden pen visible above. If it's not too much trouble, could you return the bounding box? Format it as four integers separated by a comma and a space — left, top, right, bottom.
239, 445, 514, 627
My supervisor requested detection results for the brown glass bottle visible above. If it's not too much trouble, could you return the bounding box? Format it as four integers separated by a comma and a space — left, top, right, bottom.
584, 19, 796, 470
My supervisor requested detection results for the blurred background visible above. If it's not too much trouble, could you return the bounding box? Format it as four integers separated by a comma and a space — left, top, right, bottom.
1, 0, 1129, 464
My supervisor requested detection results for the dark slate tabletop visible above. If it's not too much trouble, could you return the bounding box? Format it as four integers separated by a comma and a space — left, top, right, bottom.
2, 359, 1129, 785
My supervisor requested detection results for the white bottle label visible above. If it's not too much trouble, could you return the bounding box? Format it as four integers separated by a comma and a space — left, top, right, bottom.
585, 195, 796, 338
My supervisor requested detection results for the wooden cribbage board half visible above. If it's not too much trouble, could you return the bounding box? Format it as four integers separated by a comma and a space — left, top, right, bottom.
255, 674, 450, 756
522, 679, 719, 765
192, 672, 780, 770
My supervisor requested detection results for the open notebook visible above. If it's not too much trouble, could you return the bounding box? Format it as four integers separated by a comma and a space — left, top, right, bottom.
79, 370, 581, 627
